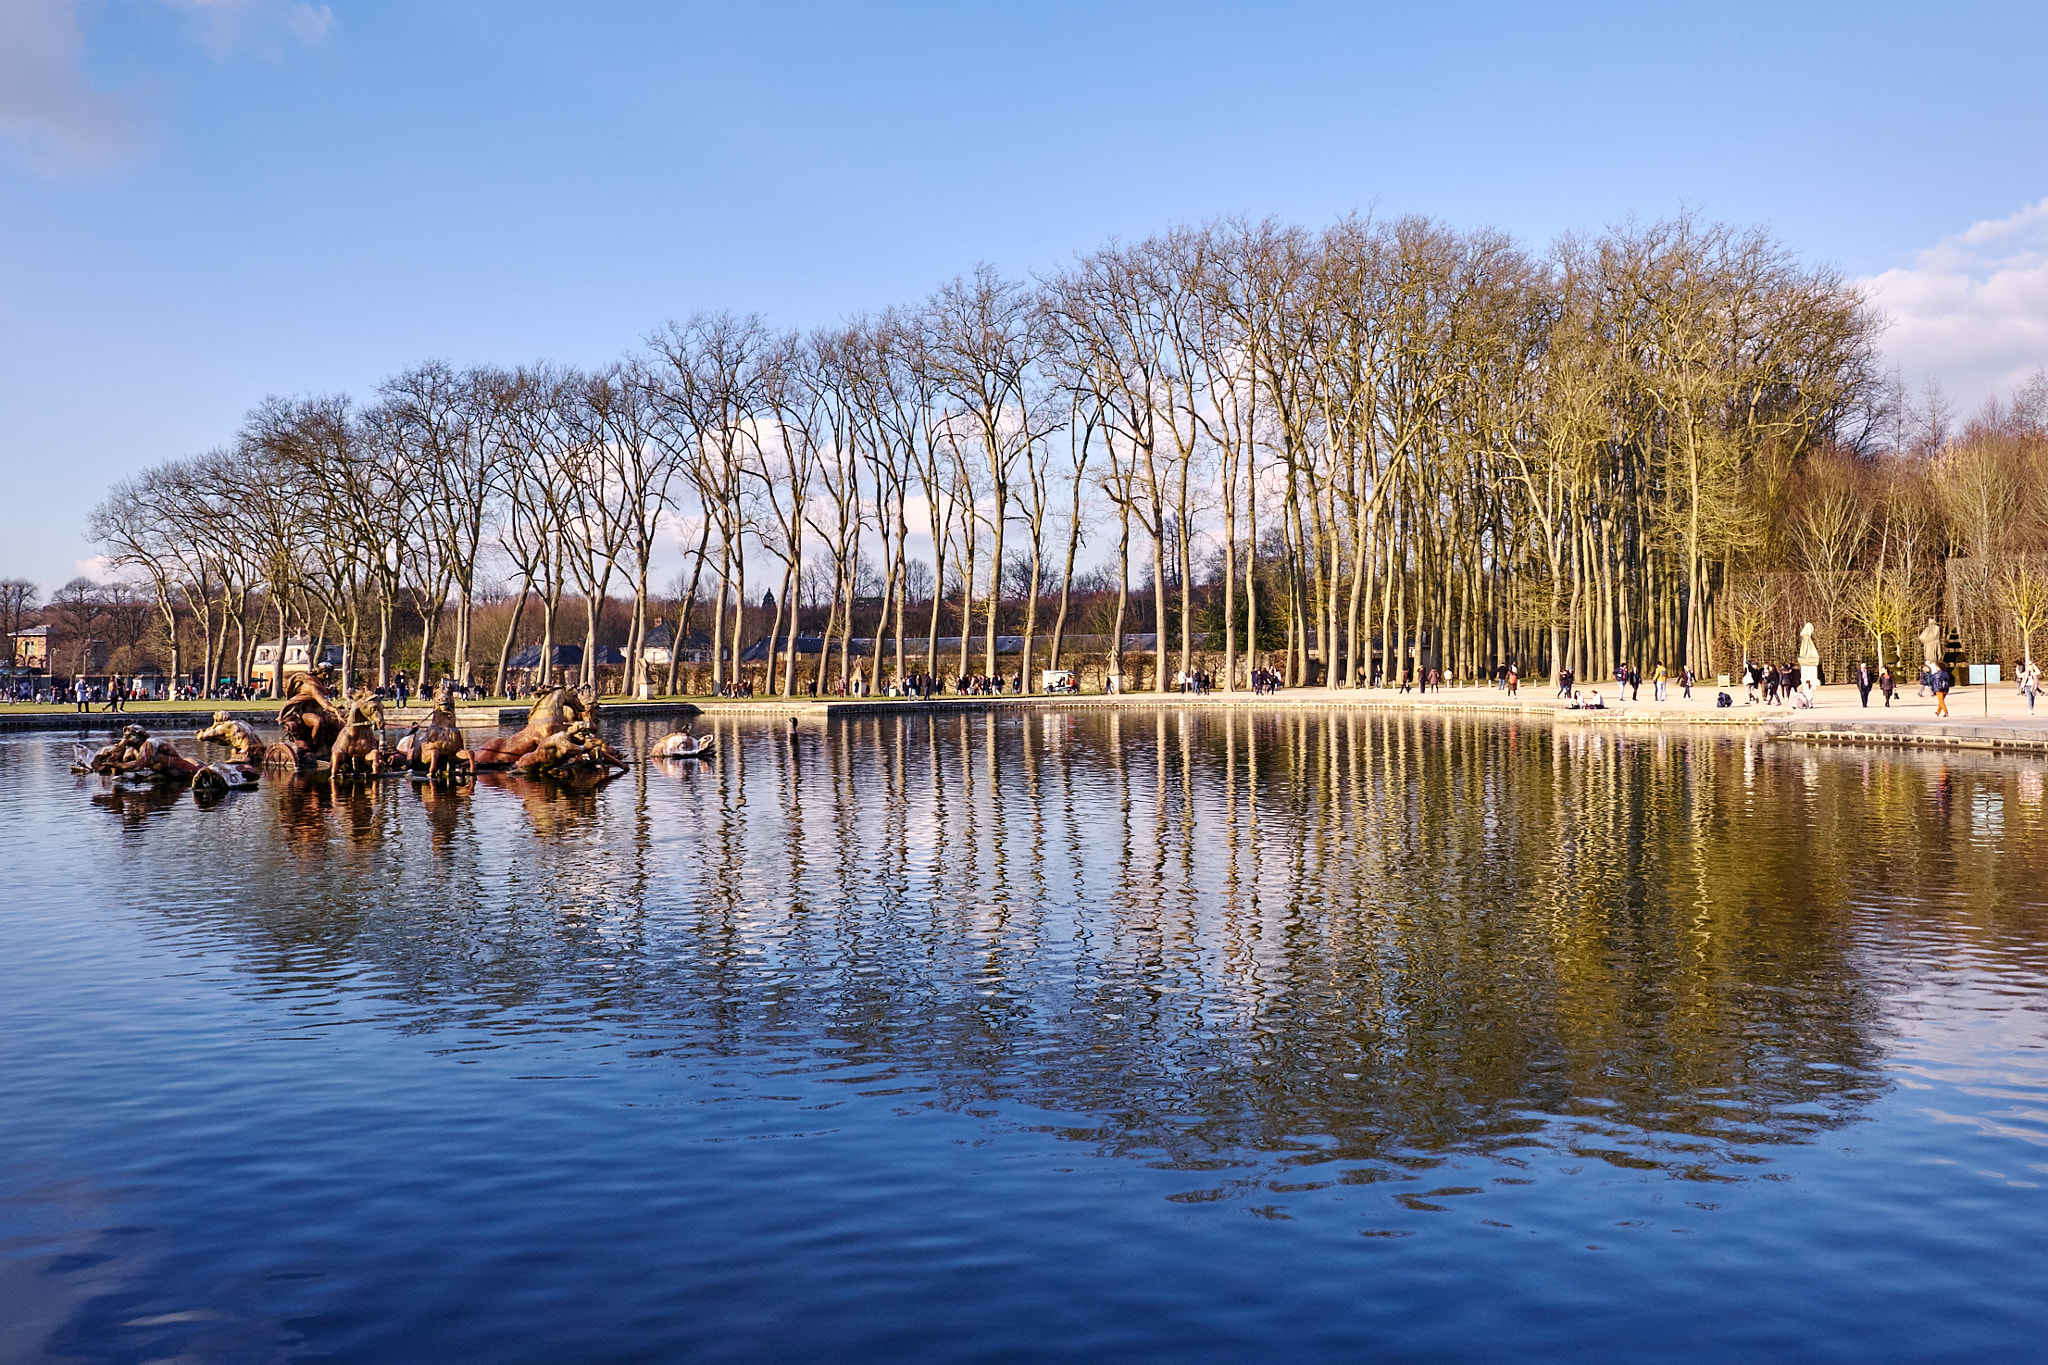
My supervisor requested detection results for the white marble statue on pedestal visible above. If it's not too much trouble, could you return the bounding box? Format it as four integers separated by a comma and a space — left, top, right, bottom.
1798, 621, 1821, 685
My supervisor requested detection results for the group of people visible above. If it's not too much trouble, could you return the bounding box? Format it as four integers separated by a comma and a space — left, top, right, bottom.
1550, 660, 1695, 705
1173, 669, 1215, 693
1740, 660, 1811, 707
359, 674, 484, 707
1395, 666, 1445, 694
1602, 661, 1693, 702
951, 672, 1020, 696
71, 675, 185, 711
1850, 663, 1902, 708
1248, 667, 1285, 695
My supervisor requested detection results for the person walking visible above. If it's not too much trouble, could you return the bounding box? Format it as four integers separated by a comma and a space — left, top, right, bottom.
1933, 663, 1952, 717
1880, 666, 1896, 707
1679, 665, 1694, 700
2022, 659, 2040, 714
1652, 661, 1667, 701
1856, 662, 1873, 708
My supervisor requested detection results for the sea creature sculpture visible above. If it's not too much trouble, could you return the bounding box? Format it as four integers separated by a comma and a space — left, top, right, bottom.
191, 761, 259, 794
472, 682, 597, 769
513, 720, 627, 780
87, 725, 200, 781
194, 711, 272, 766
650, 729, 715, 759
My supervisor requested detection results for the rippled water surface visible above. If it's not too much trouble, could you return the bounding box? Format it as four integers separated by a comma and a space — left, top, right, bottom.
4, 709, 2047, 1363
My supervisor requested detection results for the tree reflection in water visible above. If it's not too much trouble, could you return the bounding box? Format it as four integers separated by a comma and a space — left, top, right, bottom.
105, 711, 2048, 1202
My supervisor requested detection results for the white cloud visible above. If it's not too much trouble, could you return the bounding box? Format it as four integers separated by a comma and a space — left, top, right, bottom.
0, 0, 135, 172
0, 0, 333, 174
1864, 200, 2048, 411
71, 554, 116, 584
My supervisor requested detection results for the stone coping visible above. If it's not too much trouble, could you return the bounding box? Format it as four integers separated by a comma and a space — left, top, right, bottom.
0, 700, 705, 734
1763, 715, 2048, 754
9, 687, 2047, 754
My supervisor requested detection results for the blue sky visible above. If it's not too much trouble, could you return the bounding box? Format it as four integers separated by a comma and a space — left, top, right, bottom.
4, 0, 2046, 591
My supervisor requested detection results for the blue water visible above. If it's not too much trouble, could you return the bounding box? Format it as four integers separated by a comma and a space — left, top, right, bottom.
3, 711, 2045, 1362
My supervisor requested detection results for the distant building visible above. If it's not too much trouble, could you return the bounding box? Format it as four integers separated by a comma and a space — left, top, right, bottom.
504, 643, 628, 689
7, 625, 50, 678
644, 619, 714, 665
250, 637, 345, 689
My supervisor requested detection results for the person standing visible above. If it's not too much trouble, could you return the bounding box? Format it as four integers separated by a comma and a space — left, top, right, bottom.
1856, 662, 1873, 708
74, 675, 90, 712
1651, 661, 1667, 701
1880, 666, 1896, 707
1933, 663, 1952, 717
2022, 659, 2040, 714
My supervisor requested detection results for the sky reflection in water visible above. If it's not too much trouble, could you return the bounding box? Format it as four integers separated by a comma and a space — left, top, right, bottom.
3, 711, 2046, 1363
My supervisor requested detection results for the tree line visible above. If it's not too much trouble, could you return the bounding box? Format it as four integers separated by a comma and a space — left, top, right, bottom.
62, 211, 2048, 698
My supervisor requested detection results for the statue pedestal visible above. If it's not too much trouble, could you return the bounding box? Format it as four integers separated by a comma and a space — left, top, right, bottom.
1801, 665, 1819, 685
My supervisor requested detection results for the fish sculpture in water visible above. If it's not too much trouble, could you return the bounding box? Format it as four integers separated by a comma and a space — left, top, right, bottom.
650, 730, 715, 759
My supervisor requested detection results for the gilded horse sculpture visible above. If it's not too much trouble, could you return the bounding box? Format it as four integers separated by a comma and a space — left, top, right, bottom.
512, 720, 629, 779
472, 683, 597, 769
274, 665, 346, 769
411, 681, 471, 781
329, 690, 387, 780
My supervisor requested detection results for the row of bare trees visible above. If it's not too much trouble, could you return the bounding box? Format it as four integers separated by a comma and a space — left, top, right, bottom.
77, 210, 2041, 697
1714, 384, 2048, 676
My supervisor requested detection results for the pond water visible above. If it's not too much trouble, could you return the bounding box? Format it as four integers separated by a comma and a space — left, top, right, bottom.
3, 710, 2046, 1363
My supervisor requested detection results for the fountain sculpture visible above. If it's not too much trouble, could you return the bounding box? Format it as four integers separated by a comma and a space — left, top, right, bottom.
471, 684, 598, 769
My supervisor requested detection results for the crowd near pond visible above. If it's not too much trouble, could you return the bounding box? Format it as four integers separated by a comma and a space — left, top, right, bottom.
3, 709, 2046, 1362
